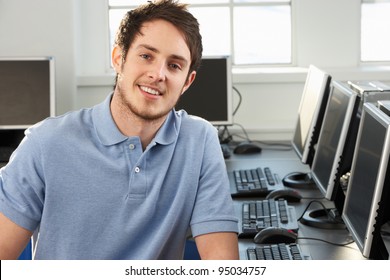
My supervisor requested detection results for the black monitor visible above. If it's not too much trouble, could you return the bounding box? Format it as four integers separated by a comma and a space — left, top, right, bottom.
175, 56, 233, 126
0, 57, 55, 162
283, 65, 331, 188
0, 57, 55, 129
342, 102, 390, 260
291, 65, 331, 166
301, 81, 361, 229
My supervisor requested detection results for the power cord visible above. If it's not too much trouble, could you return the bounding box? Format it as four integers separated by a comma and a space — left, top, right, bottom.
297, 200, 333, 222
296, 236, 355, 247
232, 86, 242, 116
296, 200, 354, 247
215, 86, 243, 144
217, 125, 233, 144
226, 86, 294, 151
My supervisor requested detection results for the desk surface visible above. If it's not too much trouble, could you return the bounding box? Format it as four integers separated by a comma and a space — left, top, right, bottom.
227, 146, 366, 260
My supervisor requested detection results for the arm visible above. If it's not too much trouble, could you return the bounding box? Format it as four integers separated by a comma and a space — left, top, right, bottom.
0, 212, 33, 260
195, 232, 239, 260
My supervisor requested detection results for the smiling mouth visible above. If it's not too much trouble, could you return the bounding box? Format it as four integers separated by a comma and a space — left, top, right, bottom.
139, 85, 162, 96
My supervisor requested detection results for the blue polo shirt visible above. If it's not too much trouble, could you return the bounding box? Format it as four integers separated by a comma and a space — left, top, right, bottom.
0, 94, 238, 259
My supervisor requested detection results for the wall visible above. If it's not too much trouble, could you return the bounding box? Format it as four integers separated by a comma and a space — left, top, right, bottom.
0, 0, 76, 115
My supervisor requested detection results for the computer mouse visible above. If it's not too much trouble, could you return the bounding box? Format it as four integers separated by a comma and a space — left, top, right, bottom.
282, 172, 316, 188
265, 188, 302, 202
233, 142, 262, 155
254, 227, 298, 244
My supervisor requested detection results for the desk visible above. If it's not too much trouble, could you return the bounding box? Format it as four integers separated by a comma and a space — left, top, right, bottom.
226, 147, 366, 260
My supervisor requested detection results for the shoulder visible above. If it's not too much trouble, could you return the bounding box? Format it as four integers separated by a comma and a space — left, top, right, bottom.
28, 108, 93, 134
25, 108, 94, 148
174, 110, 221, 155
176, 109, 216, 135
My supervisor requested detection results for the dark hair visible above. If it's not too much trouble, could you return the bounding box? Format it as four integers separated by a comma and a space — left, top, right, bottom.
114, 0, 203, 86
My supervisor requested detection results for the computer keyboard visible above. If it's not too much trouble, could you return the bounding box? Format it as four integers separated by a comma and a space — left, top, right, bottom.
246, 243, 307, 260
230, 167, 279, 198
239, 199, 299, 238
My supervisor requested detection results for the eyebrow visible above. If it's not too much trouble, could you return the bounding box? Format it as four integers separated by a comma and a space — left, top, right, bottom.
137, 44, 189, 67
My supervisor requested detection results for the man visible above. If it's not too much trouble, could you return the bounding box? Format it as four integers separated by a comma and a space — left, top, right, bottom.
0, 0, 238, 259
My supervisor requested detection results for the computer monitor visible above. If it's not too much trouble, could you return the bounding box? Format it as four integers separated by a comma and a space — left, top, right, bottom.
291, 65, 331, 166
342, 102, 390, 259
175, 56, 233, 126
0, 57, 55, 162
0, 57, 56, 129
301, 81, 360, 229
283, 65, 331, 188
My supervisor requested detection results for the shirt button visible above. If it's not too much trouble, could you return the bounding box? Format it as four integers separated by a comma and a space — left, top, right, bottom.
135, 166, 140, 173
129, 144, 135, 150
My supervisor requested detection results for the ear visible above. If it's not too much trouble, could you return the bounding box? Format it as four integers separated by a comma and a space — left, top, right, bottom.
181, 71, 196, 95
112, 45, 123, 73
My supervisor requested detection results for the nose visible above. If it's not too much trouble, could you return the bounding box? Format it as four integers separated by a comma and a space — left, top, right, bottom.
147, 61, 166, 82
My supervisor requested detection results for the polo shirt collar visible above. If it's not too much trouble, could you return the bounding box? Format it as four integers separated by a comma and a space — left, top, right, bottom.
92, 93, 180, 146
92, 93, 127, 146
153, 109, 180, 146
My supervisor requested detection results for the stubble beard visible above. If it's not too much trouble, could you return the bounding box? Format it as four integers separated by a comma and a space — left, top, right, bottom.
117, 83, 180, 123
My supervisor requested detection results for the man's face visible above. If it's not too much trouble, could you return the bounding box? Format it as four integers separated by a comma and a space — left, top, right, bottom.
112, 19, 196, 121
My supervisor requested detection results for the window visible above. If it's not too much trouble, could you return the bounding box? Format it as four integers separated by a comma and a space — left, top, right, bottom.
108, 0, 292, 66
361, 0, 390, 62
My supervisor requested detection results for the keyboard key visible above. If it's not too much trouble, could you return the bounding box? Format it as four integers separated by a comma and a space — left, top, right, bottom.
247, 243, 306, 260
264, 167, 275, 185
232, 167, 278, 197
240, 199, 298, 238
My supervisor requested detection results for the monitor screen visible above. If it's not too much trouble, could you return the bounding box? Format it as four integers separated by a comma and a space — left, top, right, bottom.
343, 102, 390, 259
175, 56, 233, 126
291, 65, 331, 166
0, 57, 55, 129
311, 81, 359, 202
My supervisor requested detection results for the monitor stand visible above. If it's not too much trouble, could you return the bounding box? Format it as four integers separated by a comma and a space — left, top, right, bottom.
300, 207, 346, 230
282, 172, 316, 188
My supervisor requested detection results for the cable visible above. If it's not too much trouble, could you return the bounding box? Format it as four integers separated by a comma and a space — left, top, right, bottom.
214, 86, 242, 144
297, 237, 355, 247
228, 86, 294, 151
231, 122, 250, 142
297, 200, 333, 222
295, 200, 356, 247
301, 196, 326, 200
232, 86, 242, 116
217, 125, 233, 144
253, 140, 293, 151
230, 86, 293, 151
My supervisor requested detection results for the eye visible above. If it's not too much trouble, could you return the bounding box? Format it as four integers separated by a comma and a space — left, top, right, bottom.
140, 53, 151, 60
169, 63, 181, 71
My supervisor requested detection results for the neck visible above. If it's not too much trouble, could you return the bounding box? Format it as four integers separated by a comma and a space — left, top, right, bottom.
110, 93, 167, 150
